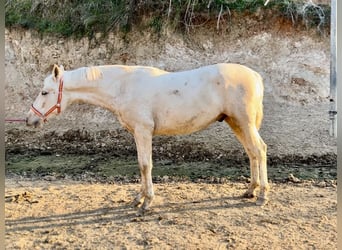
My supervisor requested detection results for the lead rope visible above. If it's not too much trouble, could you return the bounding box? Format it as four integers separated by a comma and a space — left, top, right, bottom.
5, 119, 26, 123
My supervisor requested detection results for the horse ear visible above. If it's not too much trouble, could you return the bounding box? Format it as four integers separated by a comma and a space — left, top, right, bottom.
52, 64, 64, 81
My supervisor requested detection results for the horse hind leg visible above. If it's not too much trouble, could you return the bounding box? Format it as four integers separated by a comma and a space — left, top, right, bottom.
246, 131, 269, 206
225, 116, 269, 206
225, 117, 260, 197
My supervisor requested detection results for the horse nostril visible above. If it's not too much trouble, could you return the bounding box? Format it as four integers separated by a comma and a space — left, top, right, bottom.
33, 119, 41, 128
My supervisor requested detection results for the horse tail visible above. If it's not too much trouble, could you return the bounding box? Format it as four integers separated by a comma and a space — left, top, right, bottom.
256, 103, 263, 130
255, 72, 264, 131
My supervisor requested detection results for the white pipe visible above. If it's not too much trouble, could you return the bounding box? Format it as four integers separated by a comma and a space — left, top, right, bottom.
329, 0, 337, 137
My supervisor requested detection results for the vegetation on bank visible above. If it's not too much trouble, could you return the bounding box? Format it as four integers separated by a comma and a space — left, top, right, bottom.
5, 0, 330, 38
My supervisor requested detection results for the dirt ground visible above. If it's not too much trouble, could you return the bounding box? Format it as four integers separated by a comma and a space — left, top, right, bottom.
5, 178, 337, 249
5, 8, 337, 250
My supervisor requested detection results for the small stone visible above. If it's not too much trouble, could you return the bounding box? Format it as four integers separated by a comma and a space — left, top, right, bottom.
287, 174, 300, 183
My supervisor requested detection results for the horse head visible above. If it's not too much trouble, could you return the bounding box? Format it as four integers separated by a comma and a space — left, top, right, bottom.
26, 64, 66, 128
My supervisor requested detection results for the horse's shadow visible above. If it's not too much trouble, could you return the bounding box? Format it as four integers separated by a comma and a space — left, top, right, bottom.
5, 195, 256, 232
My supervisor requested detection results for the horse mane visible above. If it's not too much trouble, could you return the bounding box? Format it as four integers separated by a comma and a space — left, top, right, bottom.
84, 66, 103, 81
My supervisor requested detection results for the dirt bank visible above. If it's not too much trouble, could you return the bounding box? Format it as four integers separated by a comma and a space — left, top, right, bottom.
5, 16, 336, 161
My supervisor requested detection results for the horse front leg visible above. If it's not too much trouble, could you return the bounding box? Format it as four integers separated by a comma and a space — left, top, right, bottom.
132, 127, 154, 213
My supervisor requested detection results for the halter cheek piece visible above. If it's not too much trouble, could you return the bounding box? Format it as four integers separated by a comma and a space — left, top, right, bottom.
30, 77, 64, 122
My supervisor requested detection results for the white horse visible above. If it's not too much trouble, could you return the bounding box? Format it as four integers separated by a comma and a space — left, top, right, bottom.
26, 63, 269, 212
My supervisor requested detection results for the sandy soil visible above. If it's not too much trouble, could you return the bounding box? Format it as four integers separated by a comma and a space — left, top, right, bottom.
5, 8, 337, 250
5, 178, 337, 249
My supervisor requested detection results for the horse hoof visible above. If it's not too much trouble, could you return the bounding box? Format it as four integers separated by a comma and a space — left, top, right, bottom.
131, 199, 142, 207
136, 207, 152, 216
242, 192, 256, 199
256, 197, 268, 206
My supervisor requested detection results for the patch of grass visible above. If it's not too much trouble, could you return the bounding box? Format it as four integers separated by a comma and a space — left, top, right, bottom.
6, 154, 336, 182
5, 0, 131, 38
149, 16, 163, 33
278, 0, 330, 30
5, 0, 330, 38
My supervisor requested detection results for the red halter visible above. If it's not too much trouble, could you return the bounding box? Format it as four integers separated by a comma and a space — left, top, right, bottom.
31, 77, 64, 122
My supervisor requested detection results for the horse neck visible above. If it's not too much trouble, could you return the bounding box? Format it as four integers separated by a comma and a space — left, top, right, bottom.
63, 68, 119, 112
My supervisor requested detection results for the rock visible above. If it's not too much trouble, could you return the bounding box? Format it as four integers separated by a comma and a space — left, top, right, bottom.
287, 174, 301, 183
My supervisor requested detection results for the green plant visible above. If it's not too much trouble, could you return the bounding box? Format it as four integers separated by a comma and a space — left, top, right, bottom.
5, 0, 331, 38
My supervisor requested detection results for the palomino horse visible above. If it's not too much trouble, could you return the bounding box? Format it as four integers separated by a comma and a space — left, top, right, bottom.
26, 63, 269, 212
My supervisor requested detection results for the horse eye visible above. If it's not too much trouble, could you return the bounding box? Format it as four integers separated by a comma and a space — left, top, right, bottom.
41, 91, 48, 96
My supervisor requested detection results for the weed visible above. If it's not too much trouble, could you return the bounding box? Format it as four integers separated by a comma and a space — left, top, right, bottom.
5, 0, 330, 37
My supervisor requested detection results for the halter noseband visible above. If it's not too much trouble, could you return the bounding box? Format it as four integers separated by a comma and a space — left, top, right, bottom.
31, 77, 64, 122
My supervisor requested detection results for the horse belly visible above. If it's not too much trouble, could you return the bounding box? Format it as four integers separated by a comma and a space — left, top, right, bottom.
153, 106, 221, 135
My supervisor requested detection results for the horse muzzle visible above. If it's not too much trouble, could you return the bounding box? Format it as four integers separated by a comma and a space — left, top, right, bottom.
26, 111, 44, 128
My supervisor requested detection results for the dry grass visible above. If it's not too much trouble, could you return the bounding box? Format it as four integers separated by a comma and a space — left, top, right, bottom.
5, 0, 330, 37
